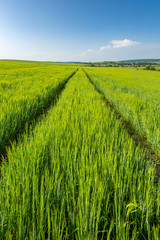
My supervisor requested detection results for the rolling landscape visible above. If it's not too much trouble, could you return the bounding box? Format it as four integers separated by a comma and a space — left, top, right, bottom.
1, 0, 160, 239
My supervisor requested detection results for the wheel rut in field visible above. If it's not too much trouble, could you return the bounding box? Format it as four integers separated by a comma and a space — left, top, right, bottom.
0, 68, 78, 165
83, 68, 160, 180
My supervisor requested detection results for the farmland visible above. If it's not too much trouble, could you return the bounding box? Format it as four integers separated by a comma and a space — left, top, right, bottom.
0, 61, 77, 156
0, 61, 160, 239
84, 67, 160, 155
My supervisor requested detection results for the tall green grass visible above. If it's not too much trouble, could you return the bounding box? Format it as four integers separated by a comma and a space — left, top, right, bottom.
0, 61, 76, 155
0, 69, 159, 239
84, 67, 160, 154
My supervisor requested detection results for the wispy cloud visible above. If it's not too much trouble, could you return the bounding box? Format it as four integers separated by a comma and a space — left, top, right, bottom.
79, 48, 95, 57
100, 45, 111, 50
74, 38, 144, 61
99, 39, 140, 51
111, 39, 140, 48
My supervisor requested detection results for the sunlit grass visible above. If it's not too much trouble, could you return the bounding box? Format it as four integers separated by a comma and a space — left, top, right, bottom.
0, 68, 159, 239
0, 62, 76, 155
85, 67, 160, 154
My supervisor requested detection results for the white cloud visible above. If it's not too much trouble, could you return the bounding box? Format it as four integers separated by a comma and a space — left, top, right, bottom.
111, 39, 140, 48
100, 45, 111, 50
79, 48, 95, 57
74, 38, 142, 61
86, 49, 95, 52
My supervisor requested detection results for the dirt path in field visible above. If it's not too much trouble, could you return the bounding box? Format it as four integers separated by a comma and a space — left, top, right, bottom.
83, 68, 160, 180
0, 68, 78, 166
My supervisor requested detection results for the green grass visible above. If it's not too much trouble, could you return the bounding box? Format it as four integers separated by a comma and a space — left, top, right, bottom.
0, 68, 159, 239
0, 62, 76, 155
84, 67, 160, 155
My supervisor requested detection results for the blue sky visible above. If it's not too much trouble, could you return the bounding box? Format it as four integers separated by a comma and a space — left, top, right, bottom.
0, 0, 160, 61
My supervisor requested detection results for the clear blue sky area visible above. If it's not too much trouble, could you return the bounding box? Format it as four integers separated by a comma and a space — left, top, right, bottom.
0, 0, 160, 61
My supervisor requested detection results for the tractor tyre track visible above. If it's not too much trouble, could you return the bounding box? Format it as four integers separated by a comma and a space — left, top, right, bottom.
83, 68, 160, 180
0, 68, 78, 164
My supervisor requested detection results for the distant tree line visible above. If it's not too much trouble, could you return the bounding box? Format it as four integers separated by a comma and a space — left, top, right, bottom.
86, 61, 160, 70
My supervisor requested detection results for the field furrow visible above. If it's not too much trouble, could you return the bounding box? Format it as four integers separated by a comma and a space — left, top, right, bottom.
0, 68, 159, 240
0, 64, 77, 158
84, 68, 160, 155
83, 68, 160, 179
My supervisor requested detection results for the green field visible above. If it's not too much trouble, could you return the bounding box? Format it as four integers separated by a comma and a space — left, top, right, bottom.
0, 61, 160, 239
